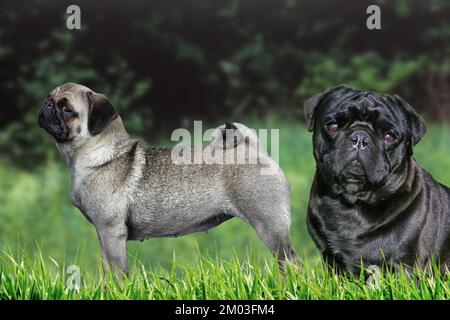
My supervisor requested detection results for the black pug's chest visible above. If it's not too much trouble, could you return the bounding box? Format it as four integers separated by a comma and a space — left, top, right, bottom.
307, 199, 417, 273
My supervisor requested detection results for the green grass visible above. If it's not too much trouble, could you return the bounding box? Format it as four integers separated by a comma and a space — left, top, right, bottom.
0, 118, 449, 299
2, 248, 450, 300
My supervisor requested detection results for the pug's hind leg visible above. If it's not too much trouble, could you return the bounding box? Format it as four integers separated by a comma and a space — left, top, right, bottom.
250, 215, 299, 270
96, 224, 129, 281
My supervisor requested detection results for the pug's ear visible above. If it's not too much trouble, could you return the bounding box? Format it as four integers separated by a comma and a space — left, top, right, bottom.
86, 91, 119, 136
394, 95, 427, 146
304, 92, 325, 131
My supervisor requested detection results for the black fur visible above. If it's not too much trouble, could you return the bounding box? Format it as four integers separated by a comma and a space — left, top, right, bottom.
305, 85, 450, 273
86, 92, 119, 136
222, 121, 238, 148
37, 99, 70, 142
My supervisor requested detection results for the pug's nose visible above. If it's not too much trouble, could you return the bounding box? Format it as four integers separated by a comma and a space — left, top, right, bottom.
351, 131, 368, 150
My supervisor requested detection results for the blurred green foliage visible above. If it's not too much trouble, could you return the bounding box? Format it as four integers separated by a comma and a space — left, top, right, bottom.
296, 52, 425, 100
0, 0, 449, 165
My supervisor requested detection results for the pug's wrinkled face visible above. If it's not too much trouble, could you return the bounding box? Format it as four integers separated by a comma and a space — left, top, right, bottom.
305, 85, 427, 204
37, 83, 118, 145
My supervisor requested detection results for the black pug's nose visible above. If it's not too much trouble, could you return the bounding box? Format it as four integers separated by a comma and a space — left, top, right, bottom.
351, 131, 369, 150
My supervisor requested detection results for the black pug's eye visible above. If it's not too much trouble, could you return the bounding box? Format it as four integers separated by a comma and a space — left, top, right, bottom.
384, 132, 396, 143
325, 122, 339, 133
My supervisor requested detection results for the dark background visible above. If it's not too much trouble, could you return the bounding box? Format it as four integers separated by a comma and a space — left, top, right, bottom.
0, 0, 449, 165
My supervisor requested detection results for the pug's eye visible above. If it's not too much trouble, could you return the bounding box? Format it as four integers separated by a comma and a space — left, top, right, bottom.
61, 105, 72, 114
384, 133, 396, 143
325, 122, 339, 133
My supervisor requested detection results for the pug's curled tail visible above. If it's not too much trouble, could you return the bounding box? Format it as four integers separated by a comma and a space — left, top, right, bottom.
210, 121, 260, 150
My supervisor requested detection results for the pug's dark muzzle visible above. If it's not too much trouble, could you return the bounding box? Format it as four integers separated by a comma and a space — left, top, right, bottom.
320, 125, 390, 199
38, 100, 70, 143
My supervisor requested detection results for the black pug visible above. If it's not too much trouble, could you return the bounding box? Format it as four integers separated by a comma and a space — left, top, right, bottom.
304, 85, 450, 274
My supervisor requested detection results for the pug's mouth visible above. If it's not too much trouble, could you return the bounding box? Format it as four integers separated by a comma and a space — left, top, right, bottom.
328, 162, 369, 204
338, 160, 367, 184
319, 158, 380, 204
343, 177, 365, 184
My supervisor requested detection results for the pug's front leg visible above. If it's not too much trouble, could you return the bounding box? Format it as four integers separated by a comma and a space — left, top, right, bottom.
96, 223, 129, 279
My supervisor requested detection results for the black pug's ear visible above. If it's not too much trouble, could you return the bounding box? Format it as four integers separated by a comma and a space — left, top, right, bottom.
85, 91, 119, 136
394, 95, 427, 146
304, 92, 326, 132
304, 85, 354, 131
